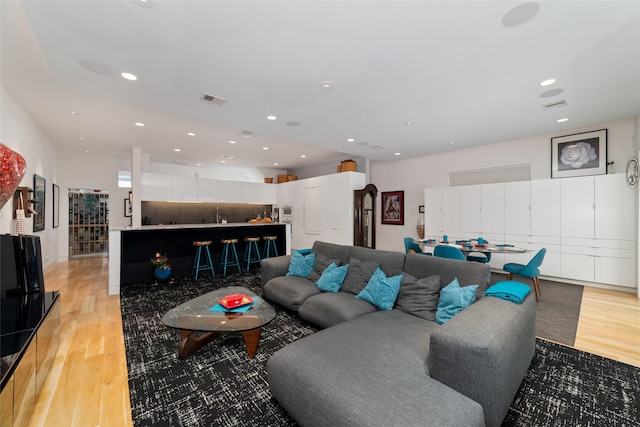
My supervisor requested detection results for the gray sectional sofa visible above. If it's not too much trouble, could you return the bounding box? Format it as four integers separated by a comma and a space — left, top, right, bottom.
260, 241, 536, 427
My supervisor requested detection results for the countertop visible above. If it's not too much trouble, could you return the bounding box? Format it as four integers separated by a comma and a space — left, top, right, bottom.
111, 222, 286, 232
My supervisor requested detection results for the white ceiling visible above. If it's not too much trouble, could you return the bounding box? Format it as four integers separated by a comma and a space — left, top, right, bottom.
2, 1, 639, 171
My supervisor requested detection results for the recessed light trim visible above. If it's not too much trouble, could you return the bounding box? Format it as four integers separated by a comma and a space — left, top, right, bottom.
557, 118, 569, 123
187, 132, 196, 136
121, 72, 138, 81
241, 131, 253, 138
174, 148, 181, 152
274, 163, 279, 166
262, 147, 269, 150
134, 122, 144, 127
320, 81, 335, 89
229, 140, 237, 144
267, 115, 277, 121
404, 121, 414, 126
394, 152, 401, 156
347, 138, 355, 142
540, 78, 556, 87
300, 155, 307, 158
69, 111, 79, 116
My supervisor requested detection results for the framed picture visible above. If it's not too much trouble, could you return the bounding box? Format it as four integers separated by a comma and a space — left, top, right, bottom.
52, 183, 59, 228
551, 129, 607, 179
124, 198, 132, 217
33, 174, 46, 231
381, 191, 404, 225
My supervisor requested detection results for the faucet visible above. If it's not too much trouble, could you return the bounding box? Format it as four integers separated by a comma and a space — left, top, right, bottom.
216, 207, 220, 223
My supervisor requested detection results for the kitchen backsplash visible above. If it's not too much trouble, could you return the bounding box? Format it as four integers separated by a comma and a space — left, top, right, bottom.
141, 201, 274, 225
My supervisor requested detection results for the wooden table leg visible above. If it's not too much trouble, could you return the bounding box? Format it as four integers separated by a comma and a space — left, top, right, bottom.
241, 328, 262, 359
178, 330, 221, 359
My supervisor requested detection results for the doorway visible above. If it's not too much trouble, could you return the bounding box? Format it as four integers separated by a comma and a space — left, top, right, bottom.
68, 189, 109, 258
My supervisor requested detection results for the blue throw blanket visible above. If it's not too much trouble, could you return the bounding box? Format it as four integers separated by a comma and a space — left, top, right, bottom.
484, 281, 530, 304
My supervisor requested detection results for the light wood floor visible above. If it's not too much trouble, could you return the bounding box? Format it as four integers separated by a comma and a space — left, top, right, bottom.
28, 258, 640, 427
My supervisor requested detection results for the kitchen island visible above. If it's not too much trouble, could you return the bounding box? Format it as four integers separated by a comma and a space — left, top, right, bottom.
108, 222, 290, 294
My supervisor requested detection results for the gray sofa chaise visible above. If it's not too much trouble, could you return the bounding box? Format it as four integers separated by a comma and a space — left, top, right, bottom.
261, 241, 536, 427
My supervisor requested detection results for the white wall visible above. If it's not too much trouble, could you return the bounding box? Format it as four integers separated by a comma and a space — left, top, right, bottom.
371, 118, 636, 253
1, 86, 58, 268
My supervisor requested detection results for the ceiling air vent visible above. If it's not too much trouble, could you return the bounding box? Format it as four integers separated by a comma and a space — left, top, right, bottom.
200, 93, 227, 106
369, 145, 384, 150
543, 99, 567, 110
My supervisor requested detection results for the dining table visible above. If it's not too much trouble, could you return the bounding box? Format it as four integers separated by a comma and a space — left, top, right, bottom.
415, 238, 530, 258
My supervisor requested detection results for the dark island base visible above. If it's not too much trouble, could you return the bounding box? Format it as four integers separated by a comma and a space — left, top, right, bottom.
120, 224, 286, 283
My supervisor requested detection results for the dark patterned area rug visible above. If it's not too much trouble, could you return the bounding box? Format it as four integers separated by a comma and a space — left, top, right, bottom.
121, 273, 639, 427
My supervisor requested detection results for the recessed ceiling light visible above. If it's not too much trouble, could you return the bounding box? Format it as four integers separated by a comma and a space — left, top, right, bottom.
320, 81, 335, 89
135, 122, 144, 127
85, 150, 90, 153
69, 111, 79, 116
267, 115, 277, 121
187, 132, 196, 136
557, 118, 569, 123
174, 148, 181, 152
220, 160, 226, 164
394, 152, 401, 156
357, 142, 368, 146
274, 163, 279, 166
540, 78, 556, 87
229, 140, 237, 144
241, 131, 253, 138
196, 163, 202, 166
262, 147, 269, 150
404, 121, 414, 126
133, 0, 154, 8
286, 121, 300, 127
79, 137, 84, 140
301, 155, 307, 158
347, 138, 355, 142
448, 141, 456, 145
121, 72, 138, 81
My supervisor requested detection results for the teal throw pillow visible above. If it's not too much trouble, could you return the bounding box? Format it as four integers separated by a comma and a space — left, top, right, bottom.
435, 278, 478, 325
286, 251, 316, 278
356, 267, 404, 311
315, 262, 349, 292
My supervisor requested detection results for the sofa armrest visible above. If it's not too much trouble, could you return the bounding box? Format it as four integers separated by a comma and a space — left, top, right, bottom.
427, 295, 536, 427
260, 255, 291, 288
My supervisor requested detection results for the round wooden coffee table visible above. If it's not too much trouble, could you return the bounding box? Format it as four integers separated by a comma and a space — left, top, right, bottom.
161, 286, 275, 359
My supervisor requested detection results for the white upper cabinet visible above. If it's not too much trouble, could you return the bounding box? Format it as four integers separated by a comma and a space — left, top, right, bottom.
481, 183, 505, 235
219, 180, 243, 203
240, 182, 278, 204
171, 176, 198, 201
198, 178, 221, 202
531, 179, 561, 236
141, 172, 171, 201
594, 173, 635, 240
504, 181, 531, 235
560, 176, 595, 238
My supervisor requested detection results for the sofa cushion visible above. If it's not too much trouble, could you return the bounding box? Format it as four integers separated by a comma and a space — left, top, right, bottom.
263, 276, 321, 312
286, 251, 316, 278
356, 267, 403, 311
341, 258, 379, 295
435, 278, 478, 325
395, 274, 441, 321
308, 253, 341, 282
403, 253, 490, 300
350, 245, 406, 277
315, 262, 348, 292
298, 291, 377, 328
311, 241, 352, 265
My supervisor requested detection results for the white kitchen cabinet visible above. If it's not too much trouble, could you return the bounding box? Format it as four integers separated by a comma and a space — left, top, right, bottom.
504, 181, 531, 235
303, 185, 323, 232
198, 178, 220, 202
171, 176, 198, 201
594, 174, 635, 240
219, 180, 243, 203
441, 187, 461, 234
141, 172, 172, 201
424, 188, 443, 235
560, 176, 595, 238
481, 183, 505, 235
531, 179, 560, 237
460, 185, 482, 235
240, 182, 278, 204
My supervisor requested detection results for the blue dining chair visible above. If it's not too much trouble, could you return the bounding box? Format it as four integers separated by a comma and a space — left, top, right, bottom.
467, 239, 491, 264
433, 245, 466, 261
503, 248, 546, 302
404, 237, 431, 255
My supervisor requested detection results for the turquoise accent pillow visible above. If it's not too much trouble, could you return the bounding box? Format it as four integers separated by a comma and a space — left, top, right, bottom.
356, 267, 404, 311
315, 262, 349, 292
286, 251, 316, 278
435, 278, 478, 325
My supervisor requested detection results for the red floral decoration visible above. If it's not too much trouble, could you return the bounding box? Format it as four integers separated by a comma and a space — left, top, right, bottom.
0, 144, 27, 209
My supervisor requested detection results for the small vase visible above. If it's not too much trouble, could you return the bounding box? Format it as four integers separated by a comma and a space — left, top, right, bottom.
416, 217, 425, 239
